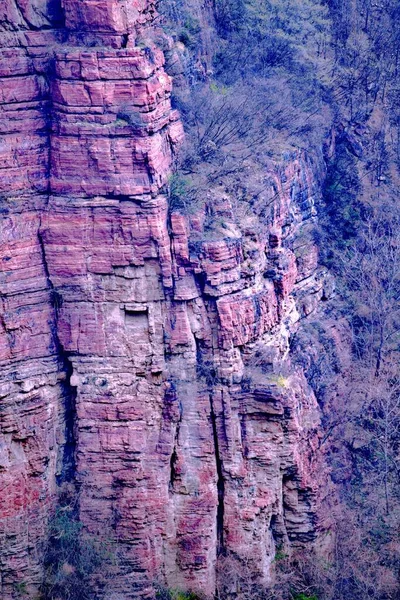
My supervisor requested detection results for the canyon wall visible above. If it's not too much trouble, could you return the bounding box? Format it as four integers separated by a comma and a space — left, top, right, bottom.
0, 1, 331, 598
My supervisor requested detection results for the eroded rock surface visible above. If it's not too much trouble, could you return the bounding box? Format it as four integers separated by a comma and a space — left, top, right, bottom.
0, 1, 331, 598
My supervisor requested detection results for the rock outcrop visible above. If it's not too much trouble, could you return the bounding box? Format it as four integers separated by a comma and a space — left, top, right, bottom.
0, 1, 330, 598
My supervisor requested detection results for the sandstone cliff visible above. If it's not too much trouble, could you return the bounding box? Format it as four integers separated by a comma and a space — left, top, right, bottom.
0, 2, 331, 598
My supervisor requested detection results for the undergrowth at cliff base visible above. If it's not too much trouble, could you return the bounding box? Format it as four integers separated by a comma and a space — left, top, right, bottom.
39, 487, 118, 600
156, 587, 203, 600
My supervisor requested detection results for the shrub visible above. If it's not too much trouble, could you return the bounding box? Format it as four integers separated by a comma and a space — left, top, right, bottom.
156, 587, 203, 600
178, 16, 201, 49
168, 173, 199, 214
40, 501, 117, 600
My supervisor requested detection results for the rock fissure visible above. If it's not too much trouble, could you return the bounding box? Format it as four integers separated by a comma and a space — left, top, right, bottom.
169, 392, 182, 492
38, 226, 78, 485
209, 391, 225, 557
57, 355, 78, 485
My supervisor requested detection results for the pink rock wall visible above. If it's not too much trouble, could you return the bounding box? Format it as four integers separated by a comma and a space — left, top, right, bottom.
0, 2, 330, 598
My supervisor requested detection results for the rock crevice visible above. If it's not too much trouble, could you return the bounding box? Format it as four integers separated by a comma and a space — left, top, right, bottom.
210, 391, 225, 557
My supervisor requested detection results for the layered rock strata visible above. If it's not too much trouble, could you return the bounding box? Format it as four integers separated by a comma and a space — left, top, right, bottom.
0, 1, 330, 598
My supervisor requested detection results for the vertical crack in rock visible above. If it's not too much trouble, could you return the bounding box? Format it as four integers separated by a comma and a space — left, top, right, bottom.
57, 357, 77, 484
196, 338, 225, 556
169, 397, 182, 491
37, 226, 77, 484
209, 392, 225, 556
169, 448, 178, 489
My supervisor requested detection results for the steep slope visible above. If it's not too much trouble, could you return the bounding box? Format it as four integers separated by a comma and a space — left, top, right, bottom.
0, 1, 332, 598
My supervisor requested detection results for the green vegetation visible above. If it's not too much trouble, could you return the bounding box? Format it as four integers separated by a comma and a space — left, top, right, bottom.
40, 496, 117, 600
178, 15, 201, 49
13, 581, 28, 598
168, 173, 197, 214
213, 0, 329, 79
160, 0, 334, 220
274, 550, 288, 562
156, 588, 203, 600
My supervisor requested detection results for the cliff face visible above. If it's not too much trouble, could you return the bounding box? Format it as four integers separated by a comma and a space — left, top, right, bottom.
0, 2, 331, 598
